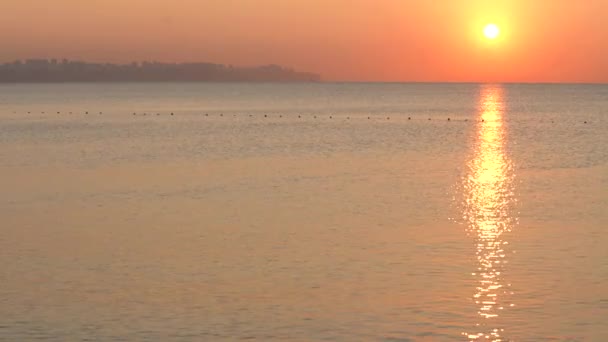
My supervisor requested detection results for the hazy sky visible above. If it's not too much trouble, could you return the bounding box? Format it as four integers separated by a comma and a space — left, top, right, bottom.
2, 0, 607, 82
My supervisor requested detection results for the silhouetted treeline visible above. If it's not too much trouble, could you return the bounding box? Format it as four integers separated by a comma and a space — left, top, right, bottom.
0, 59, 321, 82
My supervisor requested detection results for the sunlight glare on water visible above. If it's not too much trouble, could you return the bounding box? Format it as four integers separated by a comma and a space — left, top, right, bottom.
462, 85, 517, 341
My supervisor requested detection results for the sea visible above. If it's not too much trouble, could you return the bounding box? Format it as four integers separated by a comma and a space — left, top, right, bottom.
1, 83, 607, 341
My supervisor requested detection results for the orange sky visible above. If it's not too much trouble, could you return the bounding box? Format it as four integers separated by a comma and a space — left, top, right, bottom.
2, 0, 607, 82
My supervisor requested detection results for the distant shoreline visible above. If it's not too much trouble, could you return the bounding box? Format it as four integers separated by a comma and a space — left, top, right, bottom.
0, 59, 321, 83
0, 80, 323, 84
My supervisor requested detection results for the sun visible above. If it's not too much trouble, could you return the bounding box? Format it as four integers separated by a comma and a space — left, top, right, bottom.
483, 23, 500, 40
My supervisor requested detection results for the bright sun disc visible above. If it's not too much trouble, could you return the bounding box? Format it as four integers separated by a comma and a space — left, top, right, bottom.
483, 24, 500, 39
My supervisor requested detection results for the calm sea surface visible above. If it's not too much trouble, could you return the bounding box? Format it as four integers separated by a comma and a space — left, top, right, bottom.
1, 83, 607, 341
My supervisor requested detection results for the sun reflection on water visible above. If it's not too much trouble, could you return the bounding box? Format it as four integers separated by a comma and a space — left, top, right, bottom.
462, 85, 517, 341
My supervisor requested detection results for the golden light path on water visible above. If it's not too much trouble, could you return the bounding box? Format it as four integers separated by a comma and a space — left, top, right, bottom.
462, 85, 517, 341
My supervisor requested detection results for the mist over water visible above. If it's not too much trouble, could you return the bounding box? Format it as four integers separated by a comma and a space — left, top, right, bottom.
1, 83, 607, 341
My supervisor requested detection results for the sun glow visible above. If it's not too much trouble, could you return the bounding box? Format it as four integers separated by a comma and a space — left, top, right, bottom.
483, 24, 500, 40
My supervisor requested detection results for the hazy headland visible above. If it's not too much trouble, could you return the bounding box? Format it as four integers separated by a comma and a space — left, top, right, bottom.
0, 59, 321, 83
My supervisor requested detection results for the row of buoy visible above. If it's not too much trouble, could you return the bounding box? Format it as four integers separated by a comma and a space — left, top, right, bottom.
12, 111, 175, 116
8, 111, 592, 123
132, 112, 174, 116
13, 111, 105, 115
196, 114, 592, 124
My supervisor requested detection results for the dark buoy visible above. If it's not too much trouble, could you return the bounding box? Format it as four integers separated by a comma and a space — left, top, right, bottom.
85, 111, 88, 114
298, 115, 301, 118
447, 118, 451, 121
279, 115, 282, 118
314, 115, 317, 119
368, 117, 370, 119
220, 113, 223, 117
428, 118, 431, 121
329, 116, 333, 119
264, 114, 267, 118
347, 117, 350, 120
408, 117, 411, 120
584, 121, 587, 124
481, 119, 485, 122
387, 117, 390, 120
171, 113, 174, 116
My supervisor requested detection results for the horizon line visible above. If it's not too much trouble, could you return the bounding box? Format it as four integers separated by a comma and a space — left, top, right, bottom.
2, 58, 605, 84
0, 80, 606, 85
324, 80, 608, 85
